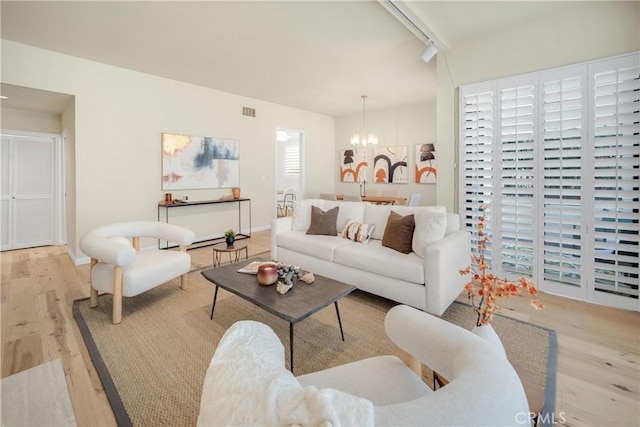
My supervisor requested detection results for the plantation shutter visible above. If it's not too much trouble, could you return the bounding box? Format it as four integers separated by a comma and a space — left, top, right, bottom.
589, 56, 640, 306
459, 53, 639, 311
540, 66, 587, 294
460, 83, 495, 264
284, 143, 300, 177
498, 78, 536, 278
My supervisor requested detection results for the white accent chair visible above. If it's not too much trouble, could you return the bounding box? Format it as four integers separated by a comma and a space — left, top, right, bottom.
198, 305, 529, 426
79, 221, 195, 324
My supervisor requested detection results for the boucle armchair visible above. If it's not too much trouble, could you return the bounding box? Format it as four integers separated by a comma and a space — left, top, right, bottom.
79, 221, 195, 324
198, 305, 530, 426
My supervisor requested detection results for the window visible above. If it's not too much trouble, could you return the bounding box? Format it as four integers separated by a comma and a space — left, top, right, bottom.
459, 53, 639, 311
284, 143, 300, 177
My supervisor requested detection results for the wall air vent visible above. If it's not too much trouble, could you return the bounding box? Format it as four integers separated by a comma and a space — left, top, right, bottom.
242, 107, 256, 117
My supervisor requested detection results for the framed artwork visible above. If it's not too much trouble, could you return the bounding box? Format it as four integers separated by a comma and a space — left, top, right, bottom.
415, 143, 437, 184
340, 149, 367, 183
373, 146, 408, 183
162, 132, 239, 190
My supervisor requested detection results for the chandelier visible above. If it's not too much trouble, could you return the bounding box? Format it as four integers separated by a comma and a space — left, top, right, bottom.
350, 95, 378, 147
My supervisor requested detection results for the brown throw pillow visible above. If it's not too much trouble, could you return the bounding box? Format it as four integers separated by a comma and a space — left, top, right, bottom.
306, 206, 339, 236
382, 211, 416, 254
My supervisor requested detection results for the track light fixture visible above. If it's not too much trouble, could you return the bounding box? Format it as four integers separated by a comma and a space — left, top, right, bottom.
421, 42, 438, 63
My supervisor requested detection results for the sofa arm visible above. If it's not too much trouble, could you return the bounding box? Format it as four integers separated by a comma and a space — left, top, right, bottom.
423, 230, 471, 316
271, 217, 293, 261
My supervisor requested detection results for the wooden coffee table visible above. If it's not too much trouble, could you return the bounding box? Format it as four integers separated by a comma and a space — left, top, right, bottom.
201, 258, 356, 372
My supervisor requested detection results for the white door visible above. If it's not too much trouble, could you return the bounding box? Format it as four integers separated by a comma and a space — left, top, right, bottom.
1, 132, 59, 250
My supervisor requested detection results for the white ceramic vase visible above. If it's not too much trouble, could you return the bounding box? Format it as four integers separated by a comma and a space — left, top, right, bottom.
471, 323, 507, 358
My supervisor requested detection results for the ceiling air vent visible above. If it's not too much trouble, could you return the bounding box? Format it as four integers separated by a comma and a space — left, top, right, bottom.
242, 107, 256, 117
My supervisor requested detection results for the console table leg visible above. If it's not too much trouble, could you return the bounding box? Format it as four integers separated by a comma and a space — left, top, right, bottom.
210, 286, 219, 320
335, 302, 345, 341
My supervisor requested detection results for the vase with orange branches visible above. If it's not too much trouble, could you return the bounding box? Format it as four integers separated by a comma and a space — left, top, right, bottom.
459, 204, 544, 327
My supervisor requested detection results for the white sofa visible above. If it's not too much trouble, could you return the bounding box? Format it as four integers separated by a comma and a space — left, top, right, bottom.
271, 199, 471, 316
198, 305, 529, 426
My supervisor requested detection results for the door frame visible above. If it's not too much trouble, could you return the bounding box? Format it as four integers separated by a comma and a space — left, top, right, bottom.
275, 128, 305, 216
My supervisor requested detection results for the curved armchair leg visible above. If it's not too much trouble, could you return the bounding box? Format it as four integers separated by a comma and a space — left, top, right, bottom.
89, 258, 99, 308
112, 266, 124, 324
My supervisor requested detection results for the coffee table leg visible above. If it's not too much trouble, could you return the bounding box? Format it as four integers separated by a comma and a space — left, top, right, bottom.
210, 286, 219, 320
289, 322, 294, 373
335, 301, 345, 341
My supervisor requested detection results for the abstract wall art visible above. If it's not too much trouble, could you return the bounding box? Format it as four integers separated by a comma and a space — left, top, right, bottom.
162, 132, 239, 190
373, 146, 408, 184
415, 143, 437, 184
340, 149, 368, 183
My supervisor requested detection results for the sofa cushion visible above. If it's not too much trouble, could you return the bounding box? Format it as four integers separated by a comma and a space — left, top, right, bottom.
292, 199, 324, 232
306, 206, 339, 236
412, 206, 447, 259
342, 220, 375, 244
334, 240, 424, 284
382, 211, 416, 254
323, 201, 367, 231
278, 231, 352, 262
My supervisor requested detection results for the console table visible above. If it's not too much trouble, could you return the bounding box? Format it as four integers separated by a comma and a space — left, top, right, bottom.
157, 198, 251, 249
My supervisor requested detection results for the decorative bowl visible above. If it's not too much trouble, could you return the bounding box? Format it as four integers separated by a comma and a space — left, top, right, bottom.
257, 263, 278, 286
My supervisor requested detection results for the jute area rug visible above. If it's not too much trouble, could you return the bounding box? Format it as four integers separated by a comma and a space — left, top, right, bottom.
73, 264, 557, 427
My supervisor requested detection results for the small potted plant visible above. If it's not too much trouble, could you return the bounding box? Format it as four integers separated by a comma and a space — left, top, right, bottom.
224, 229, 236, 247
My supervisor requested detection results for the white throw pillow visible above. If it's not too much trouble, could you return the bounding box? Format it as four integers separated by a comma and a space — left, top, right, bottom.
292, 199, 325, 232
412, 206, 447, 258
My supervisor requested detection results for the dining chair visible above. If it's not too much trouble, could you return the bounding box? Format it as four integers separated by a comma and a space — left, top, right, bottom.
319, 193, 338, 201
408, 194, 421, 206
342, 195, 362, 202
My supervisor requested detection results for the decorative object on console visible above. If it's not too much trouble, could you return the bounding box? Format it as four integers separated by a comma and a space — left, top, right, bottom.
374, 146, 408, 183
415, 143, 437, 184
224, 229, 236, 247
161, 132, 239, 191
306, 206, 339, 236
460, 204, 544, 327
340, 149, 368, 183
257, 263, 278, 286
232, 187, 241, 199
164, 193, 173, 202
350, 95, 378, 147
381, 211, 415, 254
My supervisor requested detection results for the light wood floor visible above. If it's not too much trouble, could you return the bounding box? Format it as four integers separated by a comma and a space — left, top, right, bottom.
1, 230, 639, 426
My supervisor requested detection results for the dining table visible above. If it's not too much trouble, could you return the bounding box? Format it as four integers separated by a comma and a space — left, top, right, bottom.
336, 195, 406, 205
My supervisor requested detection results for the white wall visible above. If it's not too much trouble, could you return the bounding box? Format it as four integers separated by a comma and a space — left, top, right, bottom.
335, 101, 437, 205
435, 0, 640, 212
1, 107, 62, 134
1, 40, 335, 260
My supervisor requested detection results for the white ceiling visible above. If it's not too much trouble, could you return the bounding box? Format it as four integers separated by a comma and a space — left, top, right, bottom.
0, 1, 580, 117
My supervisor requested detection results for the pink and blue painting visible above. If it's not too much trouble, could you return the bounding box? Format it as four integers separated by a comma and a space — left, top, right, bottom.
162, 132, 239, 190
